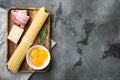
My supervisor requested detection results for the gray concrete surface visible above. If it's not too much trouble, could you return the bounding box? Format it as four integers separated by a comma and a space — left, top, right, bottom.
1, 0, 120, 80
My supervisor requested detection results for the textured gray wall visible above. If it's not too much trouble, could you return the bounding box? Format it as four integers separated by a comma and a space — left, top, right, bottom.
1, 0, 120, 80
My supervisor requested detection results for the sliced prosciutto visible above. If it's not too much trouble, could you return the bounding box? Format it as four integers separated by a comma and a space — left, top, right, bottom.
11, 10, 30, 28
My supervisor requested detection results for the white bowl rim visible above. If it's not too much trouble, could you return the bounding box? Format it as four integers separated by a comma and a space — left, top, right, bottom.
26, 45, 50, 70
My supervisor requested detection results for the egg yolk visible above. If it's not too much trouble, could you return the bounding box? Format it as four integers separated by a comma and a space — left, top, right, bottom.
30, 48, 39, 59
39, 50, 48, 60
29, 48, 48, 67
31, 57, 44, 67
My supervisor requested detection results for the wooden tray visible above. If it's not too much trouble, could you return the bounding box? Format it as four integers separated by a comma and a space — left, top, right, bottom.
6, 8, 51, 72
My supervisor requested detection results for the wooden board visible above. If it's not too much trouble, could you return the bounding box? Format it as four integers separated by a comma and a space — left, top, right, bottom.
6, 8, 51, 72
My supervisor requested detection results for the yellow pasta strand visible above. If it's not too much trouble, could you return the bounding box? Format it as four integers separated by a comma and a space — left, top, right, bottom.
7, 7, 49, 73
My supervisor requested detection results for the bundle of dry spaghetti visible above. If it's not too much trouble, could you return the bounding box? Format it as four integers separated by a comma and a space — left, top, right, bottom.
7, 7, 49, 73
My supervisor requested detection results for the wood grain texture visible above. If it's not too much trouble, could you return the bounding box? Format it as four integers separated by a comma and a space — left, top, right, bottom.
6, 8, 51, 72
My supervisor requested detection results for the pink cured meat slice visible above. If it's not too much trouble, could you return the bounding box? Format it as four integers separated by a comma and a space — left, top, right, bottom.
11, 10, 30, 28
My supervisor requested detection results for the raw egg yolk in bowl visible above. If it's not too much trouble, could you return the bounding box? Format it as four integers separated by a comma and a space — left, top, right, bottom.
26, 45, 50, 70
30, 48, 48, 67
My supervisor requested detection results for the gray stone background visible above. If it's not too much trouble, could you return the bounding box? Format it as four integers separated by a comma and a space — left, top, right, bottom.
1, 0, 120, 80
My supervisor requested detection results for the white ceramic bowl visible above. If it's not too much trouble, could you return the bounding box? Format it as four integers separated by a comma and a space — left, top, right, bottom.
26, 45, 50, 70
